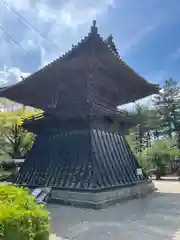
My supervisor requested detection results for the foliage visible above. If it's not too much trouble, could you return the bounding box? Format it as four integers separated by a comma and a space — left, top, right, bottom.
0, 98, 42, 126
4, 124, 35, 158
0, 171, 12, 181
0, 124, 8, 156
0, 184, 50, 240
0, 154, 14, 169
135, 138, 180, 178
0, 122, 35, 158
126, 130, 153, 174
135, 151, 153, 174
145, 138, 176, 165
126, 103, 161, 153
125, 79, 180, 178
0, 100, 38, 158
153, 78, 180, 143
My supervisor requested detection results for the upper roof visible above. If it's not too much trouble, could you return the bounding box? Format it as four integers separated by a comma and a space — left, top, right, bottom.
0, 21, 159, 111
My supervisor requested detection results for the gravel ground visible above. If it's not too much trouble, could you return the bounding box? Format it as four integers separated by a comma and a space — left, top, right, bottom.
49, 181, 180, 240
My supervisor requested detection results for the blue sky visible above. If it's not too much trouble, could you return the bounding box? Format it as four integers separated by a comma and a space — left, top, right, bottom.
0, 0, 180, 93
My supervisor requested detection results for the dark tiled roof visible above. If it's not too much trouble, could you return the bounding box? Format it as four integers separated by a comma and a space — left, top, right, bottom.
0, 21, 159, 111
16, 128, 147, 189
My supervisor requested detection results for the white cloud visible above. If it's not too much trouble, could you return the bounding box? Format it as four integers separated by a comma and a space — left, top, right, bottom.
0, 66, 29, 86
118, 95, 156, 112
34, 0, 116, 66
0, 0, 115, 86
0, 0, 165, 90
37, 0, 115, 27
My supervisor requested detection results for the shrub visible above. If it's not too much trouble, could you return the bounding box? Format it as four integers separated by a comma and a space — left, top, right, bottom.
0, 184, 50, 240
2, 160, 16, 171
0, 171, 12, 181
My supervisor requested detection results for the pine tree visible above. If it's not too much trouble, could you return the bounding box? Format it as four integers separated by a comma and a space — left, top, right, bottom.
153, 78, 180, 147
127, 103, 161, 152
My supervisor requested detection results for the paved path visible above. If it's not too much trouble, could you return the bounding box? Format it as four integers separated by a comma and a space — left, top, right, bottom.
48, 181, 180, 240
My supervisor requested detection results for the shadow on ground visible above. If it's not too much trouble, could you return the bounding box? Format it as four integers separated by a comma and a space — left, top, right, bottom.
48, 181, 180, 240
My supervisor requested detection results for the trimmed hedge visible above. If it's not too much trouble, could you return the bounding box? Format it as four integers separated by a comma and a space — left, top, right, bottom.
0, 184, 50, 240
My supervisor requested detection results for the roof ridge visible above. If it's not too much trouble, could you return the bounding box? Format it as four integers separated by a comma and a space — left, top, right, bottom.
28, 20, 103, 77
37, 22, 101, 74
26, 33, 92, 80
104, 36, 129, 70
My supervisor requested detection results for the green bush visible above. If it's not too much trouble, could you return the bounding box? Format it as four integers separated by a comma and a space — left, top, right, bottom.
0, 184, 50, 240
2, 160, 16, 171
0, 171, 12, 181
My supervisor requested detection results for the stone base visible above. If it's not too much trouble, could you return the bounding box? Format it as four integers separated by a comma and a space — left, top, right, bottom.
48, 181, 156, 209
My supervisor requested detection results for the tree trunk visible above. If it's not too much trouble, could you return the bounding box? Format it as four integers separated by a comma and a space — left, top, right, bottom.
155, 164, 163, 180
156, 171, 161, 180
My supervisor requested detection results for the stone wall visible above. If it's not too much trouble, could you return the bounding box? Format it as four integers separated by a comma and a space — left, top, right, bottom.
49, 181, 155, 209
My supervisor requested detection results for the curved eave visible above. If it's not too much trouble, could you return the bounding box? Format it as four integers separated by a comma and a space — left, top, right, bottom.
116, 61, 160, 100
0, 77, 160, 108
99, 38, 160, 102
0, 82, 42, 108
116, 83, 159, 105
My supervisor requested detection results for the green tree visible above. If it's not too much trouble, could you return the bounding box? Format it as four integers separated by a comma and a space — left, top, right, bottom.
126, 78, 180, 178
0, 100, 43, 180
126, 103, 161, 153
145, 138, 178, 179
0, 110, 35, 158
0, 101, 38, 177
4, 124, 35, 158
153, 78, 180, 146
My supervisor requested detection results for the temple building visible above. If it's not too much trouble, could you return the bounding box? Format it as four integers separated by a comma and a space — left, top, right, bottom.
0, 21, 159, 208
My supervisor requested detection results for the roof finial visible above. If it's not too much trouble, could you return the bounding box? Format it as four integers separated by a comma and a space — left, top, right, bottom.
91, 20, 98, 34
